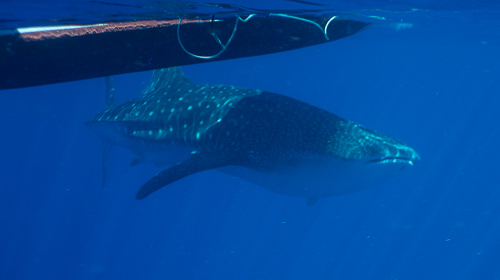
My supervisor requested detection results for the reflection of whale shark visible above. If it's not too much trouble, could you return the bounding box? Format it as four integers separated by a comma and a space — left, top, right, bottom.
86, 68, 419, 205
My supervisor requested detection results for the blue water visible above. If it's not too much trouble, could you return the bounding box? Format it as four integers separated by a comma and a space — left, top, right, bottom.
1, 1, 500, 279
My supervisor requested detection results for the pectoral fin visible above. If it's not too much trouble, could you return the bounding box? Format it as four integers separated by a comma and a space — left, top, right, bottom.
136, 153, 232, 200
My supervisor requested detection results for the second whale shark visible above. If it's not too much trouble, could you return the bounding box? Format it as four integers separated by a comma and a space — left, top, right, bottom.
86, 67, 419, 205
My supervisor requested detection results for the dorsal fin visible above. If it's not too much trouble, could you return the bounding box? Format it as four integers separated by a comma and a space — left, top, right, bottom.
142, 67, 195, 96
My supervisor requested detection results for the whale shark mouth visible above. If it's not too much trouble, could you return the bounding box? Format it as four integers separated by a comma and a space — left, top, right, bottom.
365, 156, 418, 166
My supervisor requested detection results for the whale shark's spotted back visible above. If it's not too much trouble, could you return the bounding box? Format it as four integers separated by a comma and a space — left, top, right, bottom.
88, 68, 261, 150
87, 67, 419, 204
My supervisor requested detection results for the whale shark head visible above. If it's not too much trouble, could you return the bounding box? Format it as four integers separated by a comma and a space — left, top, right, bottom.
86, 67, 419, 204
214, 95, 420, 200
334, 121, 419, 166
321, 121, 419, 194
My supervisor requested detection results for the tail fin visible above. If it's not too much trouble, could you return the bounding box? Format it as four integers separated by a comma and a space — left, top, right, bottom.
101, 140, 112, 189
105, 76, 116, 107
100, 76, 116, 188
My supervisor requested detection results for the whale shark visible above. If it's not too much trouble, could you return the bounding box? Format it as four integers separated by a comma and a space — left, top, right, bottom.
86, 67, 419, 205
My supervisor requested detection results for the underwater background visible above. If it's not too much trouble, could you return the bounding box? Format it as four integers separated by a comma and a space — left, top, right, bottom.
1, 0, 500, 279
